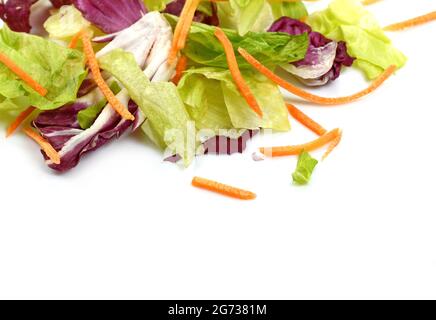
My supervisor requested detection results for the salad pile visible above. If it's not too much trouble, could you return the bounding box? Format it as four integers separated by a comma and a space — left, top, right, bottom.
0, 0, 434, 198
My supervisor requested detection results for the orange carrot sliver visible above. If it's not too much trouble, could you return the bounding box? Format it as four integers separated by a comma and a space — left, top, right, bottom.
177, 0, 201, 51
322, 130, 343, 161
172, 55, 188, 85
260, 128, 341, 157
68, 30, 85, 49
238, 48, 396, 106
0, 53, 47, 97
215, 28, 263, 118
23, 127, 61, 165
6, 107, 36, 138
192, 176, 256, 200
384, 11, 436, 31
81, 33, 134, 121
286, 103, 326, 136
168, 0, 200, 65
168, 0, 192, 64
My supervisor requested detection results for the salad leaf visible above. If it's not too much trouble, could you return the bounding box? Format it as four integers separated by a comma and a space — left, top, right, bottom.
0, 0, 37, 33
33, 90, 145, 172
77, 99, 107, 130
50, 0, 74, 8
178, 71, 233, 132
216, 0, 308, 36
44, 5, 91, 40
144, 0, 171, 11
73, 0, 147, 33
270, 17, 355, 86
164, 0, 218, 25
0, 26, 87, 113
178, 67, 290, 131
269, 1, 308, 21
165, 15, 309, 69
30, 11, 173, 171
230, 0, 266, 36
292, 151, 318, 185
50, 0, 73, 8
307, 0, 407, 79
217, 0, 273, 36
98, 49, 194, 165
77, 81, 121, 129
95, 12, 172, 72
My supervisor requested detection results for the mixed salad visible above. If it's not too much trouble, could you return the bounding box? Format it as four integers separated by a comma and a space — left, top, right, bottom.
0, 0, 434, 199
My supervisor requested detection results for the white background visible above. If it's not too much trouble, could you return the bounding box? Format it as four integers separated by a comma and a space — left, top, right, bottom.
1, 0, 436, 300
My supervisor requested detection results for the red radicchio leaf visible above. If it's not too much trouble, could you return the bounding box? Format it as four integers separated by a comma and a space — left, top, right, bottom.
73, 0, 147, 34
0, 0, 38, 32
32, 12, 174, 172
164, 0, 219, 26
33, 98, 145, 172
269, 17, 355, 85
50, 0, 73, 8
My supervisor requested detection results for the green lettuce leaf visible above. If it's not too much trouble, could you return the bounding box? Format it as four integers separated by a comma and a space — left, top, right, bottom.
218, 0, 272, 36
98, 49, 194, 165
44, 5, 91, 40
0, 26, 87, 113
307, 0, 407, 79
178, 70, 233, 132
216, 1, 307, 35
292, 151, 318, 185
143, 0, 172, 11
178, 67, 290, 131
270, 1, 308, 20
78, 100, 107, 130
165, 15, 309, 69
77, 82, 122, 129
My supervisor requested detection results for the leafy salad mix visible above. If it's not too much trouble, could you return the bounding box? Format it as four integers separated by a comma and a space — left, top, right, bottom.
0, 0, 434, 199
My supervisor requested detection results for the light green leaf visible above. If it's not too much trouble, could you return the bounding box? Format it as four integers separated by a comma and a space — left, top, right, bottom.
0, 26, 87, 113
292, 151, 318, 185
98, 49, 194, 166
231, 0, 267, 36
178, 67, 290, 131
307, 0, 407, 79
270, 1, 308, 20
165, 15, 309, 69
44, 5, 90, 40
143, 0, 172, 11
77, 82, 122, 129
178, 71, 233, 132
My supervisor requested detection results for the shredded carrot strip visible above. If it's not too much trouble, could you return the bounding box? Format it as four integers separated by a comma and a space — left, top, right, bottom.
384, 11, 436, 31
0, 53, 48, 97
23, 127, 61, 165
286, 104, 327, 136
172, 55, 188, 85
238, 48, 396, 106
192, 176, 257, 200
169, 0, 192, 64
81, 33, 135, 121
68, 30, 85, 49
215, 28, 263, 118
322, 130, 343, 161
260, 128, 341, 157
177, 0, 201, 50
6, 107, 36, 138
168, 0, 200, 65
